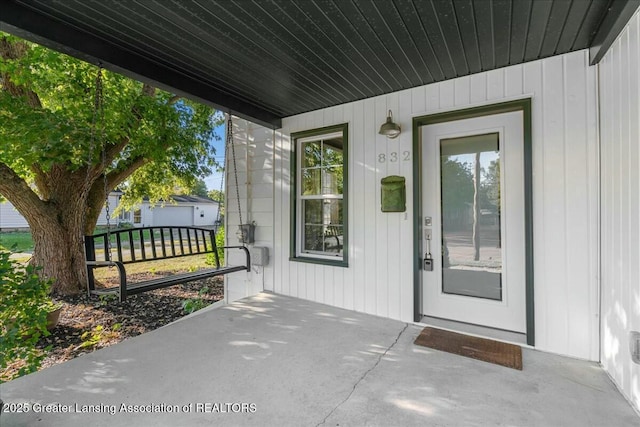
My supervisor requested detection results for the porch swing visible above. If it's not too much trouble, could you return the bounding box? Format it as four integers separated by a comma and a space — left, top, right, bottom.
83, 67, 250, 302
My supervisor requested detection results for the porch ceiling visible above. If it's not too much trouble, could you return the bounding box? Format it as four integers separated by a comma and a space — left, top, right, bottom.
1, 0, 639, 128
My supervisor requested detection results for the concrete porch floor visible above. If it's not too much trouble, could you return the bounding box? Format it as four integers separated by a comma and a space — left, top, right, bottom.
1, 293, 638, 426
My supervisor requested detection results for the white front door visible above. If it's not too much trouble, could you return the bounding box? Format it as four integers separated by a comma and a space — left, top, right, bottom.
421, 111, 526, 333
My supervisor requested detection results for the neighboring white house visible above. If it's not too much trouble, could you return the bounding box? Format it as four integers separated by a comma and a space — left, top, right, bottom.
0, 193, 121, 230
122, 195, 221, 228
0, 193, 220, 230
0, 200, 33, 230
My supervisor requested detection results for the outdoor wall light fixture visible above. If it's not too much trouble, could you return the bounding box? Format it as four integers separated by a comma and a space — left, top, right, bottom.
378, 109, 401, 139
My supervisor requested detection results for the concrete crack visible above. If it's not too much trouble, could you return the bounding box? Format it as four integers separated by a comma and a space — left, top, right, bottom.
315, 323, 409, 427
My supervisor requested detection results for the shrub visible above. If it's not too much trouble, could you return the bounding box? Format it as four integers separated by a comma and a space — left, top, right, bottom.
79, 323, 121, 349
216, 226, 225, 263
0, 250, 54, 382
181, 286, 211, 314
205, 226, 226, 266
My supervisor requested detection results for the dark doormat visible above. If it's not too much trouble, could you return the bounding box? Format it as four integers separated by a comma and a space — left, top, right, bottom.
414, 327, 523, 370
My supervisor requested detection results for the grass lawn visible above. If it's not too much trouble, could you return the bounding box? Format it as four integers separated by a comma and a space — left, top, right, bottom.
0, 228, 158, 253
0, 231, 34, 252
1, 228, 225, 271
92, 255, 212, 283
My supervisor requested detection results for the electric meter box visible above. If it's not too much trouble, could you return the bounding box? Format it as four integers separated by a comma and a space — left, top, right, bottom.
251, 246, 269, 266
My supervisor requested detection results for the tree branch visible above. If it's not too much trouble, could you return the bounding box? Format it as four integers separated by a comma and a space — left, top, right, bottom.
0, 37, 43, 109
101, 84, 156, 166
105, 155, 149, 191
100, 83, 170, 186
30, 163, 51, 199
142, 84, 155, 97
167, 95, 181, 105
0, 162, 49, 220
103, 136, 131, 167
100, 84, 158, 169
85, 156, 147, 232
130, 83, 157, 121
93, 85, 163, 193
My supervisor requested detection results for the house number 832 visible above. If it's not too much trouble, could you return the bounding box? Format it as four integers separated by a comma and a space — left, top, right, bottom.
378, 151, 411, 163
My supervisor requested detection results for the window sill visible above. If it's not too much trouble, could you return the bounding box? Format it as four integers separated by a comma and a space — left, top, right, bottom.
289, 256, 348, 268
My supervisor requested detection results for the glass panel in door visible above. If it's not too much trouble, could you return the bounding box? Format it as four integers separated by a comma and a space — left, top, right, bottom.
440, 133, 502, 301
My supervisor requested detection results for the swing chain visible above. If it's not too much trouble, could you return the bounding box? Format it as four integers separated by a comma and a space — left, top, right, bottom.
102, 125, 112, 261
85, 65, 112, 261
227, 115, 245, 244
82, 66, 103, 253
213, 138, 225, 236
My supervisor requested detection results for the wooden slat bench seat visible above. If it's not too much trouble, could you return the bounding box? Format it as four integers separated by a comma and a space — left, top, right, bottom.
85, 226, 250, 302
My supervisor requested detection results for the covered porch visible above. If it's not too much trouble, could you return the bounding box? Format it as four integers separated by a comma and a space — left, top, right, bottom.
1, 293, 638, 426
2, 0, 640, 421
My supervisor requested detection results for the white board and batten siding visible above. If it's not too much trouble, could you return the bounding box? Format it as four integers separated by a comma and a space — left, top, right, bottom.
233, 50, 600, 361
599, 8, 640, 411
224, 119, 275, 303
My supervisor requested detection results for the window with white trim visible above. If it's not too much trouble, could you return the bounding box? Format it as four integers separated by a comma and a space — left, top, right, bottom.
133, 209, 142, 224
292, 124, 348, 266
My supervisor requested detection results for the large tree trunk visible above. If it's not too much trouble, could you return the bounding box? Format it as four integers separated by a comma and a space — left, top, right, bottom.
27, 173, 102, 295
0, 163, 106, 295
30, 212, 88, 296
472, 151, 481, 261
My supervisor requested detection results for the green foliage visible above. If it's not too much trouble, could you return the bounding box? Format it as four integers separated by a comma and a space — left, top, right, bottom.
301, 139, 344, 196
483, 159, 501, 211
78, 323, 121, 349
0, 250, 53, 381
205, 226, 225, 266
170, 178, 209, 198
441, 157, 474, 213
208, 189, 225, 223
205, 253, 216, 267
79, 325, 104, 348
207, 189, 224, 204
97, 293, 117, 307
181, 286, 211, 314
0, 32, 223, 211
189, 179, 209, 197
216, 226, 226, 263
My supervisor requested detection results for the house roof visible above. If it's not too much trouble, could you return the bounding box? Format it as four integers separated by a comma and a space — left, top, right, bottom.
142, 195, 219, 205
2, 0, 639, 128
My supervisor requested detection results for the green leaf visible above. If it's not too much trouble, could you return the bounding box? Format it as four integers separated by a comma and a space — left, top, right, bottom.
0, 31, 221, 206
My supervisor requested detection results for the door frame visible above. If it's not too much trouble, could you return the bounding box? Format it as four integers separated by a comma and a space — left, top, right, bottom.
412, 99, 535, 346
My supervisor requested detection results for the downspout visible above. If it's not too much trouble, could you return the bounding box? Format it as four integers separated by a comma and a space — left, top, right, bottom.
271, 127, 277, 292
246, 120, 252, 226
595, 62, 603, 364
244, 120, 253, 295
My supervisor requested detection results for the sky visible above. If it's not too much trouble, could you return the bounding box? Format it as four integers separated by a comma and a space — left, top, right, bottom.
204, 122, 226, 193
454, 151, 499, 173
